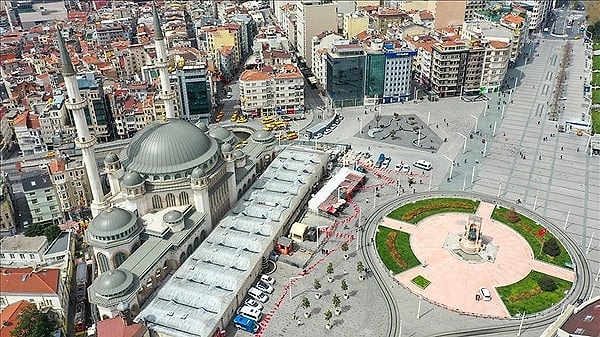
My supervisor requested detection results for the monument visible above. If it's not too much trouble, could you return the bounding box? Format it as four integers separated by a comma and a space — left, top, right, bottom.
459, 215, 484, 253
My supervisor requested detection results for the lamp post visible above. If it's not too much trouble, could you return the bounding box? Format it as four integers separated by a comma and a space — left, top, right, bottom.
443, 155, 454, 181
497, 180, 502, 198
457, 132, 467, 154
469, 114, 478, 133
533, 192, 538, 210
501, 103, 506, 119
289, 275, 304, 300
516, 312, 525, 336
564, 209, 571, 230
428, 173, 433, 191
356, 206, 361, 251
316, 225, 330, 251
471, 166, 475, 184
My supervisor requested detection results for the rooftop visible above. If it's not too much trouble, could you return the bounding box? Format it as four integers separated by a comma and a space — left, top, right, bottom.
0, 235, 48, 254
560, 296, 600, 337
0, 301, 31, 337
20, 170, 53, 192
0, 268, 60, 295
97, 316, 148, 337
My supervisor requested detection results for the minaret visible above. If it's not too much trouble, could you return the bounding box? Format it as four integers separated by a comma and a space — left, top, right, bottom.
153, 4, 176, 119
57, 30, 107, 216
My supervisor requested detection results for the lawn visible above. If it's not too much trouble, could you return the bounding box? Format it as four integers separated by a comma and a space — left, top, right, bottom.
387, 198, 479, 224
593, 72, 600, 87
376, 226, 420, 274
592, 108, 600, 134
595, 42, 600, 51
492, 206, 571, 267
496, 271, 572, 316
593, 56, 600, 71
411, 275, 431, 289
593, 89, 600, 104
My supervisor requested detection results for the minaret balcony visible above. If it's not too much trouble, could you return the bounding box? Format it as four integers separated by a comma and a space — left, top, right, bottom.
160, 91, 177, 100
65, 98, 88, 111
75, 134, 98, 149
156, 61, 169, 68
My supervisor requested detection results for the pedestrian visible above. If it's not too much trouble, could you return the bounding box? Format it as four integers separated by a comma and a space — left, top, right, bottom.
537, 120, 541, 125
539, 155, 542, 160
561, 146, 564, 151
446, 122, 449, 127
577, 147, 580, 152
560, 154, 563, 159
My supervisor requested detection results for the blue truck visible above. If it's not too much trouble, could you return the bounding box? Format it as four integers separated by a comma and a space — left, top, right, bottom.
234, 314, 260, 333
376, 153, 385, 167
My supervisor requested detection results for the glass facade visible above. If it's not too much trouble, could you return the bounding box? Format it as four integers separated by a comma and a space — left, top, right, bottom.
326, 51, 365, 107
185, 80, 211, 118
365, 53, 385, 98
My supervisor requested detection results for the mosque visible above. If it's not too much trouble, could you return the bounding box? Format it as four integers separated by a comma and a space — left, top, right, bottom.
58, 6, 329, 332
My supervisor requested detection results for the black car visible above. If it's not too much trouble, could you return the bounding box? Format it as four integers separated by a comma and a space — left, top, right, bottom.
305, 227, 317, 242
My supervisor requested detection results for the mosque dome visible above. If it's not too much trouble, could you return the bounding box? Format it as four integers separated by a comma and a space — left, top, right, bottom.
119, 119, 217, 175
88, 207, 135, 239
191, 166, 205, 179
221, 143, 233, 153
104, 152, 119, 165
251, 130, 274, 142
122, 171, 144, 187
208, 125, 232, 142
163, 210, 183, 224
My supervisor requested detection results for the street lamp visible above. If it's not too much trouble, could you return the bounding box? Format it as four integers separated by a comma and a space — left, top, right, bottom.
289, 275, 304, 300
316, 225, 330, 251
497, 180, 503, 198
469, 114, 478, 133
457, 132, 467, 154
443, 155, 454, 181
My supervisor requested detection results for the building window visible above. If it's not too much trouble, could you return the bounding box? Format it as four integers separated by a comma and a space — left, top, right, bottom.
19, 254, 25, 259
114, 252, 127, 268
97, 253, 110, 273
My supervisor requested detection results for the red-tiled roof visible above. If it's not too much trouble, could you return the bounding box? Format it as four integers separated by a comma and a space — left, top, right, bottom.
0, 301, 31, 337
489, 40, 509, 49
97, 317, 148, 337
0, 268, 60, 295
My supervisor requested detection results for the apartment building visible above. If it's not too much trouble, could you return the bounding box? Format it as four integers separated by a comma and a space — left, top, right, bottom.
77, 74, 114, 142
0, 176, 16, 237
371, 7, 409, 34
343, 11, 369, 39
38, 94, 72, 149
94, 21, 131, 46
311, 31, 345, 89
48, 158, 92, 221
0, 236, 48, 267
21, 170, 61, 226
516, 0, 552, 31
203, 25, 242, 71
430, 40, 469, 97
253, 25, 291, 53
295, 0, 337, 68
464, 0, 487, 22
13, 112, 47, 156
175, 63, 213, 123
239, 64, 304, 116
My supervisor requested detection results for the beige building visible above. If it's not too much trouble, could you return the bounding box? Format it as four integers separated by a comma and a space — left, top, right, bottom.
311, 30, 345, 88
48, 158, 93, 220
239, 64, 304, 116
0, 176, 16, 237
398, 0, 466, 28
430, 40, 469, 97
295, 0, 337, 68
343, 11, 369, 39
202, 25, 241, 71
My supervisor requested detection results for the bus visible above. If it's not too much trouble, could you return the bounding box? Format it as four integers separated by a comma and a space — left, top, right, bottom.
233, 315, 259, 333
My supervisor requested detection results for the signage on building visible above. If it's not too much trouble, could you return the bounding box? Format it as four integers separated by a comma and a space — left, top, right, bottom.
384, 50, 417, 58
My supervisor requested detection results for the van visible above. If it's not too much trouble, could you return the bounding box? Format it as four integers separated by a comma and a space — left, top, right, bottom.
233, 314, 259, 333
237, 305, 263, 322
479, 287, 492, 301
248, 287, 268, 303
413, 160, 432, 171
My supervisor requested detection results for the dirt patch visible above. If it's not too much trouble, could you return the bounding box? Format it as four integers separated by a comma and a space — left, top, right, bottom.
386, 231, 408, 269
508, 287, 542, 302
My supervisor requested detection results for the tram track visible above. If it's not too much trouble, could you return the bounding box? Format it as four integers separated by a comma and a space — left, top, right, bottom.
359, 191, 593, 337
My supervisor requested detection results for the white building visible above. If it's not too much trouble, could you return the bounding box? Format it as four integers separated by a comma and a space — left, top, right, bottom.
0, 236, 48, 267
311, 30, 345, 87
295, 0, 338, 68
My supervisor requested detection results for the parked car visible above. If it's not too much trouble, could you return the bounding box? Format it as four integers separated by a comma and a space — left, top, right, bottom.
248, 287, 268, 303
324, 128, 333, 135
313, 133, 323, 140
479, 287, 492, 301
382, 157, 391, 168
394, 163, 402, 171
260, 274, 275, 285
255, 281, 274, 294
400, 164, 410, 173
244, 298, 264, 311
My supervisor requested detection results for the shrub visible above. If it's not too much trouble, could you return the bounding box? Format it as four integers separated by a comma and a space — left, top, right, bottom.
538, 275, 558, 292
543, 238, 561, 257
506, 209, 521, 223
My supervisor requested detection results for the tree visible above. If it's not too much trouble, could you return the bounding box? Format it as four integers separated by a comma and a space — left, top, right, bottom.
24, 223, 45, 237
10, 303, 57, 337
326, 262, 334, 282
324, 309, 332, 329
506, 209, 521, 223
313, 279, 322, 299
341, 242, 349, 260
543, 238, 561, 257
341, 279, 349, 297
301, 297, 311, 318
332, 294, 341, 315
357, 261, 365, 280
43, 225, 62, 243
538, 275, 558, 292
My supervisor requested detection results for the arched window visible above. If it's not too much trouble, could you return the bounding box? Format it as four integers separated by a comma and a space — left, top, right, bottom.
200, 230, 207, 242
179, 192, 189, 205
114, 252, 127, 268
179, 252, 186, 265
186, 244, 193, 256
193, 237, 200, 248
166, 193, 176, 207
97, 253, 110, 273
152, 195, 162, 209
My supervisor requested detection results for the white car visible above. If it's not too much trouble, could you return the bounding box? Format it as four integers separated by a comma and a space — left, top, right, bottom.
394, 163, 402, 171
313, 133, 323, 139
324, 128, 333, 135
248, 287, 269, 303
400, 164, 410, 173
255, 281, 274, 294
260, 274, 275, 285
479, 287, 492, 301
244, 298, 264, 311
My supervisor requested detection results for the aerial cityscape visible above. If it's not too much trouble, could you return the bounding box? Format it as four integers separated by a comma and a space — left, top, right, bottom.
0, 0, 598, 337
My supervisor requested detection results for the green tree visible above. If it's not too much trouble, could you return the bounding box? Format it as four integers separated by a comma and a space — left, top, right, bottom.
10, 303, 57, 337
43, 225, 62, 243
24, 223, 45, 237
324, 309, 332, 323
538, 275, 558, 292
326, 262, 334, 276
313, 279, 321, 291
341, 279, 348, 293
341, 242, 348, 252
356, 261, 365, 274
542, 238, 561, 257
332, 294, 341, 310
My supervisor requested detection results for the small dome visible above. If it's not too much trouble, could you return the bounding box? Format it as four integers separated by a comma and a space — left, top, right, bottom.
122, 171, 144, 187
88, 207, 134, 238
163, 210, 183, 224
252, 130, 274, 142
233, 149, 244, 159
208, 125, 232, 141
195, 121, 208, 132
221, 143, 233, 153
104, 152, 119, 164
93, 269, 135, 297
191, 166, 205, 179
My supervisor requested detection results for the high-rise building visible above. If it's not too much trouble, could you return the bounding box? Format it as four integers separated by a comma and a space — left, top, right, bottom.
430, 40, 469, 97
326, 40, 366, 107
464, 0, 487, 22
175, 63, 213, 123
296, 0, 338, 68
77, 74, 114, 143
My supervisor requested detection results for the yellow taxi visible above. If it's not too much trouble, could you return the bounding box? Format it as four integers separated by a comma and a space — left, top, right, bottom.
262, 116, 275, 124
215, 115, 223, 122
263, 124, 275, 131
236, 116, 248, 123
286, 131, 298, 140
230, 112, 238, 122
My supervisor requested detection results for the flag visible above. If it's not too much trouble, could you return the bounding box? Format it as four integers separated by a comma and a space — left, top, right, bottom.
538, 228, 547, 237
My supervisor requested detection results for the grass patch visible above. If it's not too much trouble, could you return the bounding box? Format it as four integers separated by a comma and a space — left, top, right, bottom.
496, 271, 572, 316
492, 206, 571, 267
593, 72, 600, 87
376, 226, 420, 274
594, 56, 600, 71
593, 89, 600, 104
594, 42, 600, 51
388, 198, 480, 224
411, 275, 431, 289
592, 108, 600, 134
